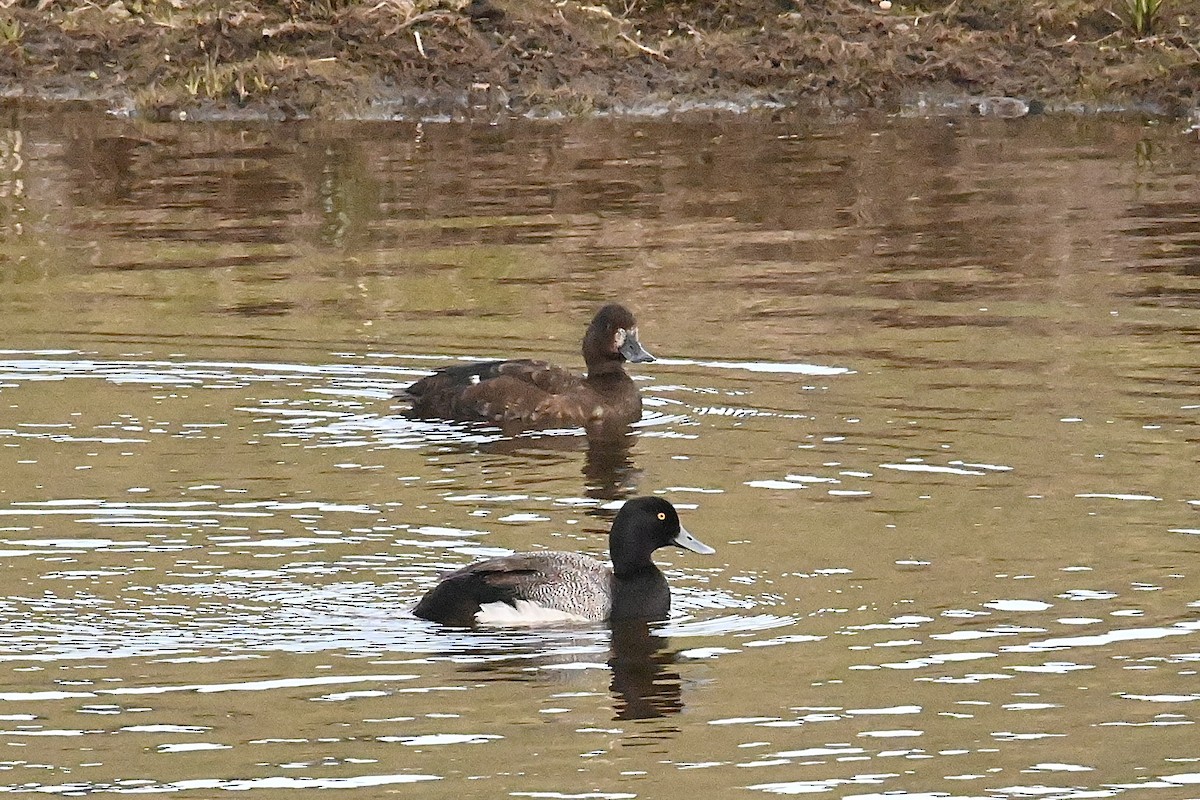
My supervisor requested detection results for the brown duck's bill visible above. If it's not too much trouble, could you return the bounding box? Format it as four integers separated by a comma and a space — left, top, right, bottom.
619, 335, 655, 363
673, 524, 716, 555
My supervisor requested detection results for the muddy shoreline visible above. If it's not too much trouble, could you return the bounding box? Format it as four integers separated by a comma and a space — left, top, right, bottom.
2, 1, 1198, 121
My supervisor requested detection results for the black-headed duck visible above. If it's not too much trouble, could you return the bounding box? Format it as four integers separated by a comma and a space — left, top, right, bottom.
403, 304, 654, 427
412, 497, 715, 627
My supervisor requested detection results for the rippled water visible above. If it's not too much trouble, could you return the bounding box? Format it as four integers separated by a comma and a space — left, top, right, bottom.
0, 107, 1197, 798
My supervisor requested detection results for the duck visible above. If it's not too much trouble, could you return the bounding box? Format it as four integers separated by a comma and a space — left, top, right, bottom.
412, 497, 715, 627
402, 304, 654, 427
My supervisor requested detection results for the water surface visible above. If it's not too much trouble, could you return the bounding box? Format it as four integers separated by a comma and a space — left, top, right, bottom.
0, 107, 1197, 798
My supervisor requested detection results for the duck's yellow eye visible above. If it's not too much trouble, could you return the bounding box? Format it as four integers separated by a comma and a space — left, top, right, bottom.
657, 512, 666, 520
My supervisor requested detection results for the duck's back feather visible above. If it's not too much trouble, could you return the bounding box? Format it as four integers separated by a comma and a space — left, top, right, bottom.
406, 360, 641, 426
406, 359, 586, 422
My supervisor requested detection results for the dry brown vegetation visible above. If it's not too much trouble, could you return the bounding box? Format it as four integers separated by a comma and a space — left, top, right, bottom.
0, 0, 1197, 119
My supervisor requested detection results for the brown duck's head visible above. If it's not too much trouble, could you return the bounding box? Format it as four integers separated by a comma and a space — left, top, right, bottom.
582, 304, 655, 372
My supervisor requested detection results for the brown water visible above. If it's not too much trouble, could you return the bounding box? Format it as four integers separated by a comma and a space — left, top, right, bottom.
0, 107, 1198, 798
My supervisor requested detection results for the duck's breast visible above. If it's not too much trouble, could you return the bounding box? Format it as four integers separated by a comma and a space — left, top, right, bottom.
526, 374, 641, 426
609, 568, 671, 621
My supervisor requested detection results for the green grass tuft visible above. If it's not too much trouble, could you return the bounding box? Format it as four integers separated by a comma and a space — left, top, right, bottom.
1122, 0, 1165, 36
0, 15, 22, 46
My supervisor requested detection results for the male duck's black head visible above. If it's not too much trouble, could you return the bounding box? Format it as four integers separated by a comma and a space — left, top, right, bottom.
608, 496, 714, 578
583, 304, 655, 375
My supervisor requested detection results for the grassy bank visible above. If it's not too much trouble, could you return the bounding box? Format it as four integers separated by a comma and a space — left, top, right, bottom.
1, 0, 1197, 119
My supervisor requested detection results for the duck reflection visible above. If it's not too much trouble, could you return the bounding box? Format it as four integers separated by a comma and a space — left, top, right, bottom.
429, 620, 684, 721
580, 427, 639, 505
608, 619, 682, 720
434, 423, 642, 506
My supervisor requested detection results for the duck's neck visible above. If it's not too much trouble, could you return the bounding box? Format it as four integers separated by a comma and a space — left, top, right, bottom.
612, 557, 657, 581
585, 356, 627, 380
609, 532, 654, 578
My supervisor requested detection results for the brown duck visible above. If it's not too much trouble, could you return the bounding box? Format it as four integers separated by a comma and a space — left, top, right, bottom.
403, 304, 655, 427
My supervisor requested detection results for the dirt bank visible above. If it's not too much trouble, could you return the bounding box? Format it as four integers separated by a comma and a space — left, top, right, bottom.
1, 0, 1198, 120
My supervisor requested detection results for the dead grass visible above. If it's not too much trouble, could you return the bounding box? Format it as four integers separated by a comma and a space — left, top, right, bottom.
0, 0, 1196, 118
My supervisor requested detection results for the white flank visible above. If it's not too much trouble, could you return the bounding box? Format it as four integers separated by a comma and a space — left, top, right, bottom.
475, 600, 592, 626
